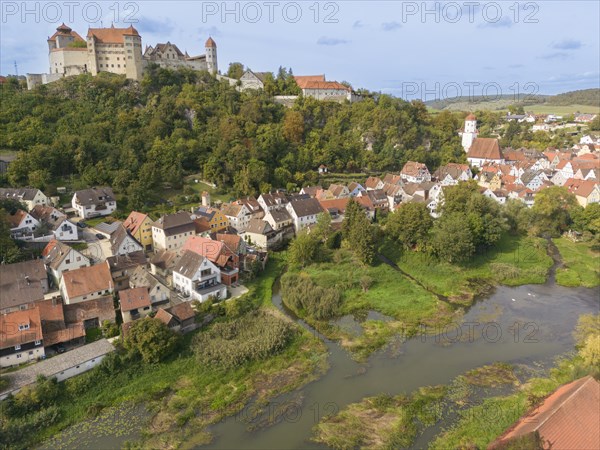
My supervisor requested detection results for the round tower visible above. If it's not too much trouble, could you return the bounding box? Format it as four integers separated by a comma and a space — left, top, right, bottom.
205, 37, 217, 75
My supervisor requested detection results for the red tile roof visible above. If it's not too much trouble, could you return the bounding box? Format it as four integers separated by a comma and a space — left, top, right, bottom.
468, 138, 503, 160
61, 264, 113, 299
0, 307, 43, 348
87, 25, 139, 43
119, 287, 151, 312
490, 376, 600, 450
123, 211, 150, 236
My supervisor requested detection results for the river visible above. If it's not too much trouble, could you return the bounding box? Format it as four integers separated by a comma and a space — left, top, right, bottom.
202, 274, 599, 449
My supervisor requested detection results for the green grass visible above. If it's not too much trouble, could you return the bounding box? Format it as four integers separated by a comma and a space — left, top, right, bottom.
380, 235, 553, 302
525, 104, 600, 115
554, 238, 600, 288
183, 175, 232, 204
84, 216, 116, 227
287, 249, 454, 359
303, 250, 441, 324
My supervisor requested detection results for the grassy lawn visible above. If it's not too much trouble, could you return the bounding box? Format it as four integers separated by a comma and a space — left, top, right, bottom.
288, 249, 455, 359
380, 234, 553, 302
15, 259, 328, 449
553, 238, 600, 288
303, 250, 441, 324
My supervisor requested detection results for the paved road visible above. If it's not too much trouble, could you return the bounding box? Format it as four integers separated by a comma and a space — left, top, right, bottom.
80, 228, 113, 262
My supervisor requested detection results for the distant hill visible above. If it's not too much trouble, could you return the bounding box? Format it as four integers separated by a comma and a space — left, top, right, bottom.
425, 88, 599, 112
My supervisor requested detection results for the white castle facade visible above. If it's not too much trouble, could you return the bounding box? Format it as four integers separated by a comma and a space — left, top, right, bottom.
27, 24, 218, 89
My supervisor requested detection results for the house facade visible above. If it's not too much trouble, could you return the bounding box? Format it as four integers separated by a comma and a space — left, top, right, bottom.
285, 198, 324, 232
172, 250, 227, 302
42, 240, 91, 285
123, 211, 154, 251
71, 187, 117, 219
60, 264, 114, 304
151, 211, 196, 252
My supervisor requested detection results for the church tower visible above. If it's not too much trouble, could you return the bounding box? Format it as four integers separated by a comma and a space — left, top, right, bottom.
460, 113, 478, 152
205, 37, 217, 75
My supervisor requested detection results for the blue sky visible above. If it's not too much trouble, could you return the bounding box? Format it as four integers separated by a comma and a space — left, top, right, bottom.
1, 1, 599, 99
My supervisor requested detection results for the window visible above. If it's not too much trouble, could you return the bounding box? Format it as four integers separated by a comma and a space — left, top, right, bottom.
15, 345, 21, 351
18, 324, 30, 331
17, 354, 22, 358
35, 340, 41, 346
20, 304, 27, 311
66, 259, 70, 264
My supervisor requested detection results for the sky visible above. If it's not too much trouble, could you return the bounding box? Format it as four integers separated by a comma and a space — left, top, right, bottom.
1, 1, 599, 100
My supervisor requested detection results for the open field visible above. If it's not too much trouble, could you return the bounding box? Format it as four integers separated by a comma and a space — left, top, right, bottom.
429, 102, 599, 115
553, 238, 600, 288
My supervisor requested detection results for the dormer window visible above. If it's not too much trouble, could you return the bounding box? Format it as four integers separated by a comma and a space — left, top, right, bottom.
18, 323, 30, 331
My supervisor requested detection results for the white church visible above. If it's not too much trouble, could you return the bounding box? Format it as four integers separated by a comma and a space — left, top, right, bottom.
459, 114, 505, 168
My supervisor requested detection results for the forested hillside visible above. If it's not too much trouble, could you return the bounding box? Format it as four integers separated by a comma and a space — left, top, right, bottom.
0, 67, 466, 209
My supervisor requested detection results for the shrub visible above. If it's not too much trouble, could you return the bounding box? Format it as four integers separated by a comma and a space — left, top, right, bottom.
280, 272, 342, 320
192, 311, 293, 369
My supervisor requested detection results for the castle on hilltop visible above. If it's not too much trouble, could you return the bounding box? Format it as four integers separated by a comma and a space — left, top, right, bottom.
27, 23, 218, 89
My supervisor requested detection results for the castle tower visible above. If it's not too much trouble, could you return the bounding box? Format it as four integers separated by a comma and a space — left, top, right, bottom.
123, 25, 144, 81
205, 37, 217, 75
201, 191, 211, 207
461, 113, 478, 152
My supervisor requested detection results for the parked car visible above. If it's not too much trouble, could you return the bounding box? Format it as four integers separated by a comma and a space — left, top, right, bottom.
54, 344, 66, 353
77, 221, 87, 228
96, 233, 106, 240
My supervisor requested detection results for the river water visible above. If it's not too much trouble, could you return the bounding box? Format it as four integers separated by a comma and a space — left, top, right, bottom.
203, 277, 599, 449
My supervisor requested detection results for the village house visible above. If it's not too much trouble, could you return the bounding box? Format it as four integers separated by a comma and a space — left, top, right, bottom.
0, 307, 44, 368
129, 265, 170, 305
358, 189, 389, 210
0, 340, 114, 400
42, 240, 91, 286
365, 176, 385, 191
172, 250, 227, 302
152, 211, 196, 253
182, 236, 240, 285
123, 211, 154, 251
381, 183, 404, 211
30, 205, 78, 241
155, 303, 196, 333
467, 138, 505, 168
563, 178, 600, 207
319, 197, 375, 222
149, 250, 178, 280
285, 197, 324, 232
71, 187, 117, 219
63, 296, 116, 332
401, 161, 432, 183
299, 186, 324, 198
36, 297, 86, 349
60, 263, 114, 304
119, 287, 152, 323
242, 218, 282, 249
520, 170, 548, 191
105, 251, 147, 292
294, 75, 353, 102
347, 182, 366, 197
0, 188, 50, 211
0, 259, 49, 314
257, 191, 289, 212
263, 208, 294, 232
213, 233, 247, 257
433, 163, 472, 186
110, 224, 144, 256
7, 209, 39, 240
220, 201, 251, 232
238, 70, 269, 90
190, 206, 228, 233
